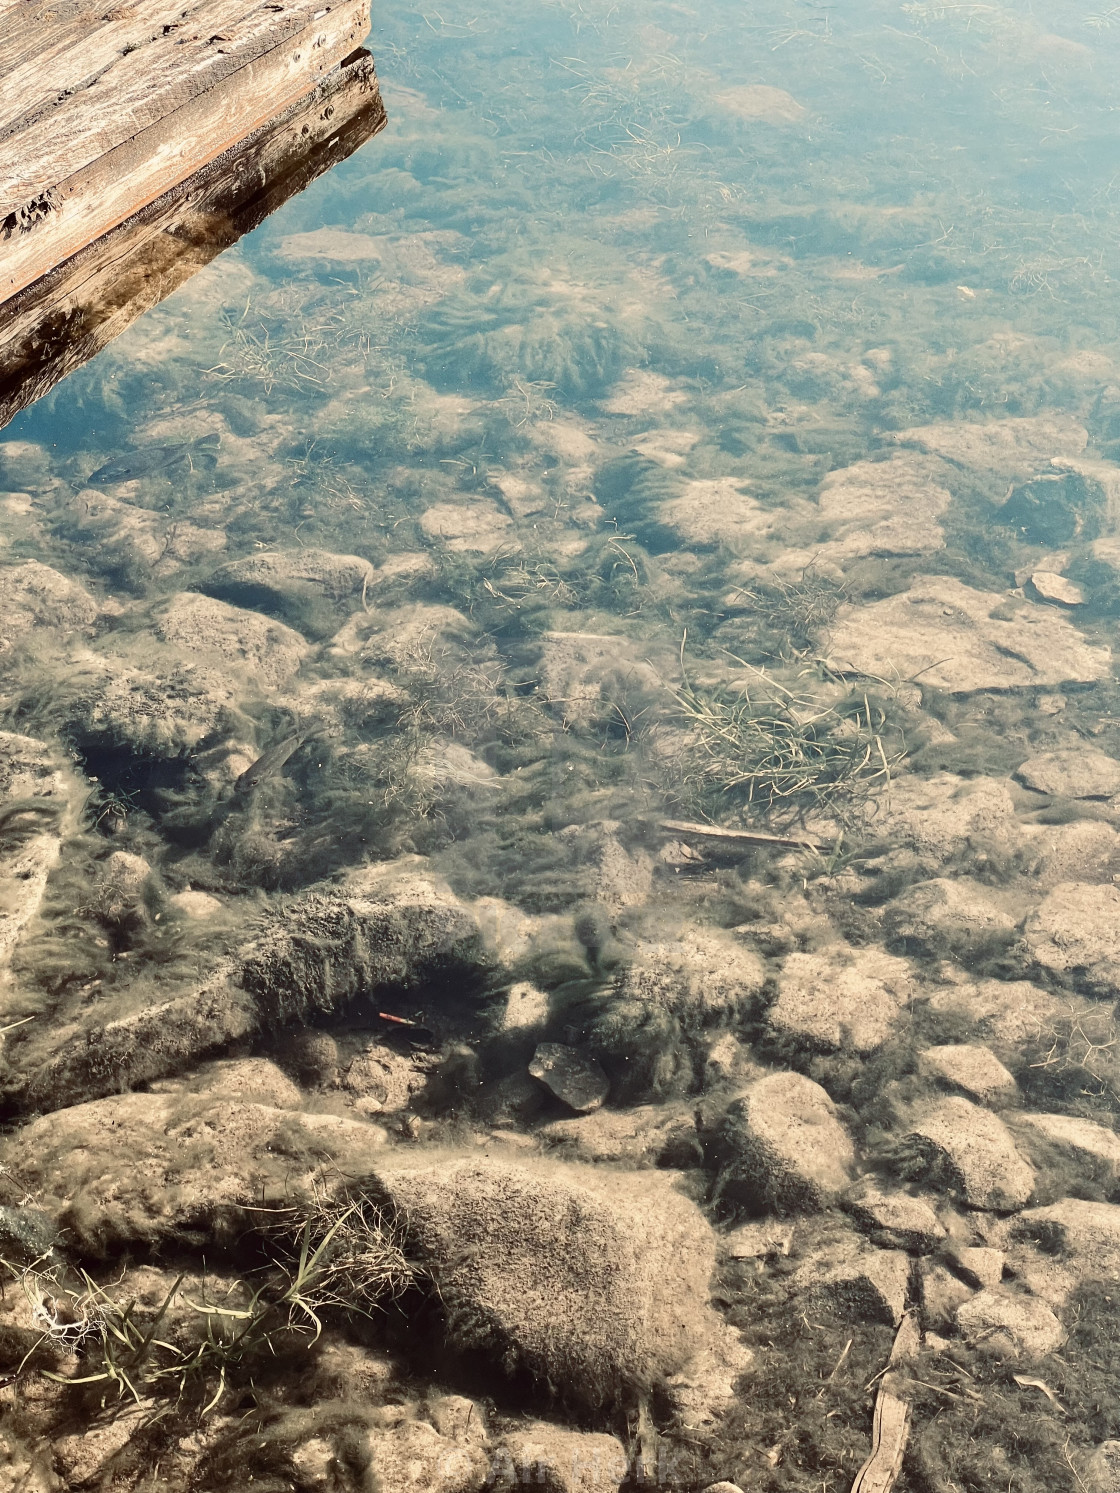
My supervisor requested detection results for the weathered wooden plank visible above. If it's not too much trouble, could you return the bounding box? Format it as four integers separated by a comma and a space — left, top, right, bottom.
0, 0, 364, 198
0, 0, 369, 302
850, 1312, 920, 1493
0, 0, 337, 138
0, 1, 229, 96
0, 49, 386, 430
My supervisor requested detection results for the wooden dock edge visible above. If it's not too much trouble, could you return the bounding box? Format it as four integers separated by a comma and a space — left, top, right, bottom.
0, 0, 371, 306
0, 49, 386, 431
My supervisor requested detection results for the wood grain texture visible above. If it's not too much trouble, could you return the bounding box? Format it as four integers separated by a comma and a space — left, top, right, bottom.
0, 49, 386, 430
850, 1312, 920, 1493
0, 0, 369, 301
0, 0, 368, 203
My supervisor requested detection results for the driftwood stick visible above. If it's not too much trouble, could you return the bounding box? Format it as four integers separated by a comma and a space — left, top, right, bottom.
657, 818, 829, 854
850, 1312, 921, 1493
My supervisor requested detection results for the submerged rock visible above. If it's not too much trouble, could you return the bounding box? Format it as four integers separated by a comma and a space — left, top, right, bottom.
796, 1237, 910, 1326
716, 1071, 856, 1215
715, 83, 807, 123
529, 1043, 610, 1113
1016, 1113, 1120, 1187
860, 773, 1019, 874
198, 548, 376, 628
903, 1097, 1035, 1211
887, 415, 1088, 479
828, 576, 1110, 692
1087, 1443, 1120, 1493
1023, 882, 1120, 993
1023, 819, 1120, 889
956, 1287, 1064, 1358
666, 1324, 754, 1430
657, 476, 773, 547
1016, 748, 1120, 799
811, 453, 951, 561
419, 500, 513, 552
10, 864, 489, 1114
1015, 1198, 1120, 1295
371, 1153, 721, 1408
537, 630, 664, 729
3, 1090, 386, 1251
152, 592, 309, 689
1029, 571, 1085, 606
614, 929, 767, 1032
0, 559, 100, 647
925, 976, 1066, 1053
61, 647, 242, 757
844, 1180, 946, 1253
239, 863, 488, 1025
920, 1257, 975, 1329
0, 733, 83, 972
489, 1424, 628, 1493
363, 1418, 490, 1493
539, 1103, 699, 1168
918, 1044, 1019, 1105
884, 877, 1016, 960
768, 944, 915, 1054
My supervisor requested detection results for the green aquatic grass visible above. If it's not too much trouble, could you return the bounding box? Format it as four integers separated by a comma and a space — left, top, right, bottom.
667, 661, 906, 829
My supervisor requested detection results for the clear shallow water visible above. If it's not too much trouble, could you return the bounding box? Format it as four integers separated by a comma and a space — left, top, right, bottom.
8, 2, 1120, 1482
11, 0, 1120, 898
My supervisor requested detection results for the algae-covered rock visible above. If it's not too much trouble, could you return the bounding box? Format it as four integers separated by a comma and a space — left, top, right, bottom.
539, 1103, 699, 1168
884, 877, 1017, 960
239, 862, 488, 1025
828, 576, 1110, 692
588, 928, 767, 1100
489, 1424, 628, 1493
614, 930, 766, 1033
60, 648, 242, 757
152, 592, 309, 689
0, 732, 84, 971
796, 1239, 910, 1326
364, 1418, 491, 1493
918, 1044, 1019, 1105
419, 500, 513, 552
925, 976, 1066, 1053
2, 1090, 386, 1251
1023, 882, 1120, 994
956, 1287, 1064, 1358
903, 1097, 1035, 1211
768, 944, 915, 1054
887, 415, 1088, 479
1016, 748, 1120, 799
537, 631, 664, 730
0, 559, 100, 645
811, 453, 951, 561
1015, 1198, 1120, 1290
716, 1071, 856, 1215
1023, 819, 1120, 890
657, 476, 774, 547
1016, 1113, 1120, 1188
1086, 1443, 1120, 1493
860, 773, 1019, 871
10, 864, 488, 1114
844, 1180, 946, 1253
370, 1152, 720, 1409
198, 548, 375, 626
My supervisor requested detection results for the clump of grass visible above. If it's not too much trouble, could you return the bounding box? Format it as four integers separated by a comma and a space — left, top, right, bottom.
12, 1200, 413, 1416
666, 661, 905, 830
726, 568, 846, 660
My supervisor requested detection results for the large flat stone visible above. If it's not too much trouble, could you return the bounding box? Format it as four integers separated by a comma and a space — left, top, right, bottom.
827, 576, 1110, 692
